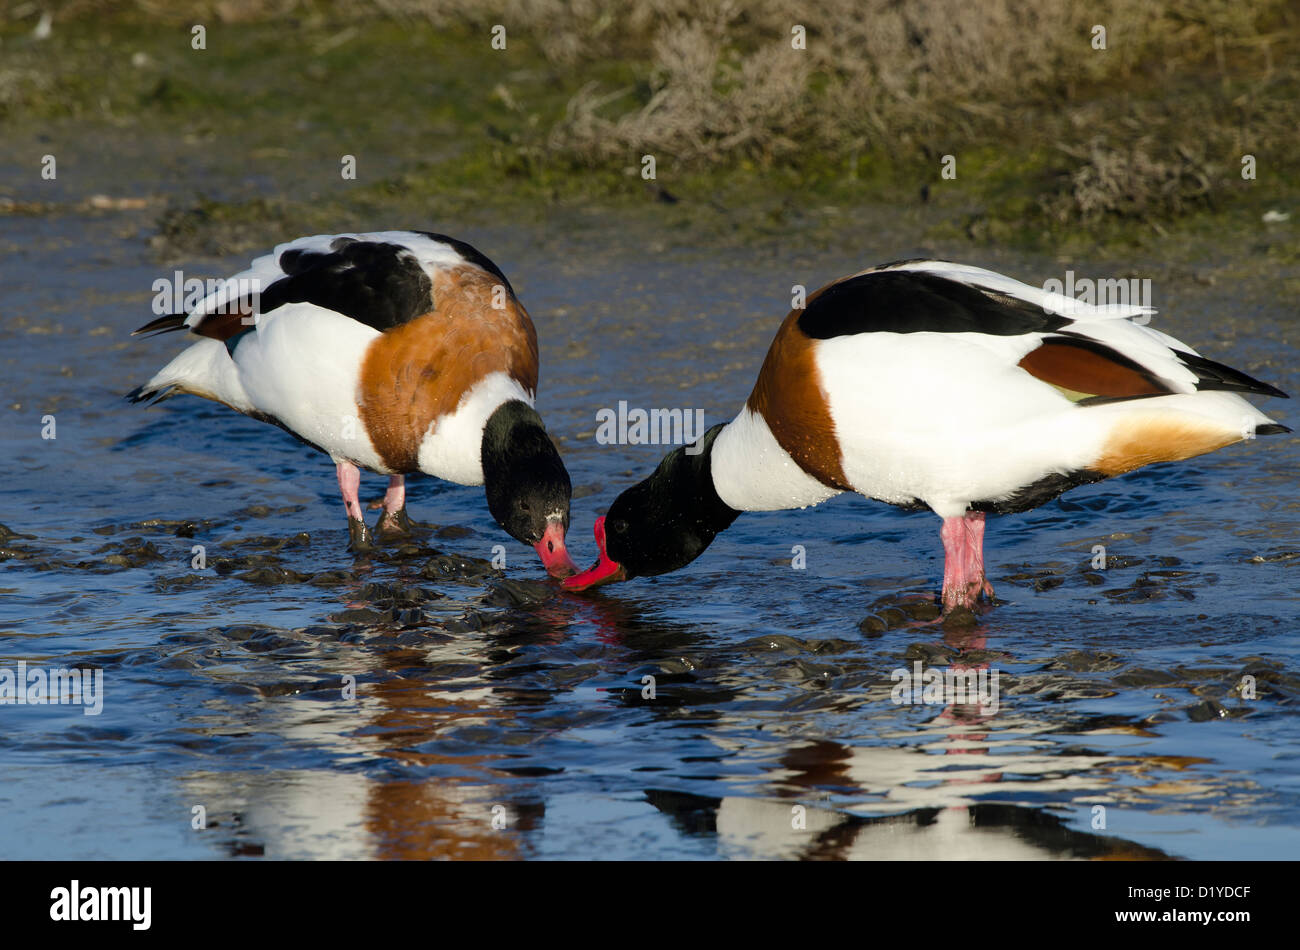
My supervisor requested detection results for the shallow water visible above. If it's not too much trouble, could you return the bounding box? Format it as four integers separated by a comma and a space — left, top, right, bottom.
2, 209, 1298, 860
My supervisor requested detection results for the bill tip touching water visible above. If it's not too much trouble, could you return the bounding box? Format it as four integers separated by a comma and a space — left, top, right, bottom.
563, 516, 627, 590
564, 259, 1290, 612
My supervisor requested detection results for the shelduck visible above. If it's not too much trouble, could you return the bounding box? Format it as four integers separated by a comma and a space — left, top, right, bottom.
564, 260, 1289, 611
129, 230, 577, 576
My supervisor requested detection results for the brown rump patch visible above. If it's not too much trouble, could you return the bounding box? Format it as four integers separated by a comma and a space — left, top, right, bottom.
1094, 415, 1241, 476
357, 266, 538, 473
746, 302, 851, 491
1018, 337, 1170, 401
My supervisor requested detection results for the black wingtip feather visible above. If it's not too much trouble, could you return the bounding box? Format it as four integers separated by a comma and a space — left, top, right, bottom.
132, 313, 187, 337
125, 385, 173, 405
1177, 350, 1289, 399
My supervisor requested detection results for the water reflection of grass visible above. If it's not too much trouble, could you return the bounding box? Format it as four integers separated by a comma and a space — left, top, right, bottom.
2, 2, 1297, 257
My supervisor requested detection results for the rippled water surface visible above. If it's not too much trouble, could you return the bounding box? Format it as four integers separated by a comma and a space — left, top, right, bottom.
2, 211, 1298, 860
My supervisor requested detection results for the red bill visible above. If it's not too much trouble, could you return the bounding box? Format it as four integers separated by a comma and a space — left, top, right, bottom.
562, 516, 628, 591
533, 517, 578, 578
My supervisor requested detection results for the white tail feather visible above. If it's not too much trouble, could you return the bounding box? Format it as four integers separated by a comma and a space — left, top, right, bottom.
135, 339, 252, 411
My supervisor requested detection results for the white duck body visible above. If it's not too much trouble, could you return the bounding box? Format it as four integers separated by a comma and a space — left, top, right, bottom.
131, 230, 539, 486
710, 260, 1286, 519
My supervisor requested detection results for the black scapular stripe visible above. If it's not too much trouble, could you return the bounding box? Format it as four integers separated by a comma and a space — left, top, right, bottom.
260, 238, 434, 332
798, 270, 1071, 339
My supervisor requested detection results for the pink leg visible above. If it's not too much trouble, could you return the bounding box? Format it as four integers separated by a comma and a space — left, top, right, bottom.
940, 511, 993, 611
336, 461, 373, 550
383, 474, 405, 513
940, 518, 966, 609
965, 511, 995, 600
376, 474, 412, 539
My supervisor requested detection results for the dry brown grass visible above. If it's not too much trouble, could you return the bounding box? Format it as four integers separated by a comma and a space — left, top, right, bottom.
6, 0, 1298, 225
1041, 140, 1217, 224
556, 17, 812, 165
386, 0, 1297, 226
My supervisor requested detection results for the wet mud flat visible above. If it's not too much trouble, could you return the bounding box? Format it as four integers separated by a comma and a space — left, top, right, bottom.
2, 203, 1299, 860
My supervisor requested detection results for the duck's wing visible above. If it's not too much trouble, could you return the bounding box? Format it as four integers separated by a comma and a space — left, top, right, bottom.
132, 231, 515, 341
804, 259, 1288, 404
127, 231, 526, 416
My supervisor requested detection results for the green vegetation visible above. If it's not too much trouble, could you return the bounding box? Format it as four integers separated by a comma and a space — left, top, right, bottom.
1, 1, 1297, 260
